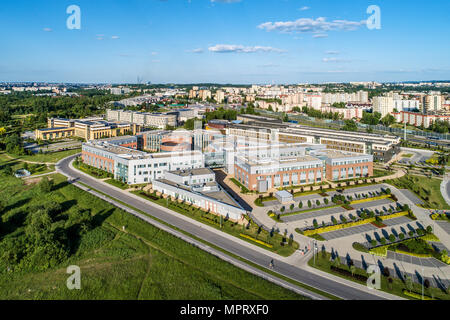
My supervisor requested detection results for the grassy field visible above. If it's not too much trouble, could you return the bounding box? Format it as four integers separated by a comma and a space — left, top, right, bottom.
7, 148, 81, 164
0, 173, 307, 300
0, 152, 55, 176
386, 174, 450, 210
308, 252, 450, 300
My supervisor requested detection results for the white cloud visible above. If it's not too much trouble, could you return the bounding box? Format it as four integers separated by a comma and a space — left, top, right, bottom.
208, 44, 285, 53
187, 48, 204, 54
43, 28, 52, 32
299, 6, 310, 11
325, 50, 340, 55
322, 57, 351, 63
312, 34, 328, 38
111, 35, 120, 39
258, 17, 366, 34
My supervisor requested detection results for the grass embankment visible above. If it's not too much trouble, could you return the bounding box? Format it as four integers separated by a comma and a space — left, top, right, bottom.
131, 190, 299, 257
373, 169, 395, 178
104, 178, 130, 190
73, 160, 113, 179
308, 252, 450, 300
0, 172, 307, 300
386, 174, 450, 210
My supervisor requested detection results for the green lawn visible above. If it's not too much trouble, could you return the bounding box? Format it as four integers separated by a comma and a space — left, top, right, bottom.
386, 174, 450, 210
0, 173, 307, 300
105, 178, 130, 190
0, 152, 55, 176
280, 204, 341, 218
373, 169, 395, 178
7, 148, 81, 164
309, 252, 450, 300
402, 154, 414, 158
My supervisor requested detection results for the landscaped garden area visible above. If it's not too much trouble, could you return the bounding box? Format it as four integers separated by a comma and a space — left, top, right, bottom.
73, 157, 113, 179
270, 187, 395, 224
386, 174, 450, 210
296, 204, 411, 238
431, 212, 450, 222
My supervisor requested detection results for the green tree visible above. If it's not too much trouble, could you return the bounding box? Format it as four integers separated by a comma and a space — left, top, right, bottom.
350, 265, 356, 276
381, 114, 396, 127
38, 177, 54, 193
342, 120, 358, 132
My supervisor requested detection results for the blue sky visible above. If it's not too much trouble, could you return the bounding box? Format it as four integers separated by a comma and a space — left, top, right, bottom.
1, 0, 449, 84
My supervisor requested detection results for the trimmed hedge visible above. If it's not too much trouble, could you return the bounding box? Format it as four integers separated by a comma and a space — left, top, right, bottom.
403, 290, 436, 300
239, 234, 273, 248
303, 211, 409, 236
350, 194, 391, 205
330, 266, 368, 283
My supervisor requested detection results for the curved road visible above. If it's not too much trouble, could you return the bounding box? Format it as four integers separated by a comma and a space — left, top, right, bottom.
57, 155, 396, 300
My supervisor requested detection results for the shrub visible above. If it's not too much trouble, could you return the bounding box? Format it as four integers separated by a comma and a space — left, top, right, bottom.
280, 206, 285, 213
38, 176, 54, 193
371, 240, 377, 247
380, 238, 387, 245
307, 200, 312, 208
290, 204, 294, 211
298, 201, 303, 208
389, 234, 396, 242
313, 220, 319, 228
399, 233, 405, 240
324, 198, 329, 205
316, 200, 320, 206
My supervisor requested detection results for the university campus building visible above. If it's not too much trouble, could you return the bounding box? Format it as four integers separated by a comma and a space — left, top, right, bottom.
81, 140, 204, 185
36, 117, 141, 141
229, 114, 400, 163
152, 168, 246, 221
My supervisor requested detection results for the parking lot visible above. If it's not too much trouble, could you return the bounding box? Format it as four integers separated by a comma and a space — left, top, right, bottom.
321, 216, 413, 241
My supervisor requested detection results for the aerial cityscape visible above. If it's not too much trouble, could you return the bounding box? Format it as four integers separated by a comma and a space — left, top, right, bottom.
1, 0, 449, 310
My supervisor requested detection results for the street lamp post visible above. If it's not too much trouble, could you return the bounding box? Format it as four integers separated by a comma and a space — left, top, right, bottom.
313, 241, 317, 266
422, 267, 424, 301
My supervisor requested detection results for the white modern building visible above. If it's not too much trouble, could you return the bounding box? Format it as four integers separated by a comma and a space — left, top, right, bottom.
82, 141, 204, 185
152, 168, 246, 221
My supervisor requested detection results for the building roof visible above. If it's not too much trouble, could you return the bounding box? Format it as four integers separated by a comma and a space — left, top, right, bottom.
276, 190, 293, 198
170, 167, 214, 177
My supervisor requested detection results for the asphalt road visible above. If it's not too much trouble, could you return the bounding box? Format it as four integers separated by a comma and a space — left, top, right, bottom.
57, 155, 392, 300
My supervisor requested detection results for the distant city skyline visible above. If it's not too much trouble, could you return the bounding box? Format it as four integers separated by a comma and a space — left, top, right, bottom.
1, 0, 449, 84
